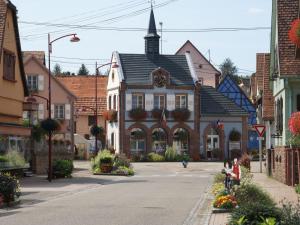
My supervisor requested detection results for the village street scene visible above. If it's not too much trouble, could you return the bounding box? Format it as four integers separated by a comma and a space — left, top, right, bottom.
0, 0, 300, 224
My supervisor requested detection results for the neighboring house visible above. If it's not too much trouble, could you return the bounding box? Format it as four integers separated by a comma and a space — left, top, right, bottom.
239, 77, 251, 98
22, 51, 76, 173
217, 75, 259, 151
176, 40, 221, 87
105, 8, 248, 160
56, 76, 108, 148
0, 0, 31, 154
267, 0, 300, 186
252, 53, 274, 150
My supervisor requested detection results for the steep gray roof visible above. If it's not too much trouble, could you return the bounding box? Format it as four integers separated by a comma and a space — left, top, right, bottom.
119, 53, 194, 86
201, 86, 248, 116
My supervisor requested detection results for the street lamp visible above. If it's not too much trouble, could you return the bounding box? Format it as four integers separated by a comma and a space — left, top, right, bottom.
95, 62, 118, 153
48, 33, 80, 182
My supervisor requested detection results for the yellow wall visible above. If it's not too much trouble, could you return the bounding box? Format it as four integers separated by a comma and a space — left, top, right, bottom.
0, 8, 25, 124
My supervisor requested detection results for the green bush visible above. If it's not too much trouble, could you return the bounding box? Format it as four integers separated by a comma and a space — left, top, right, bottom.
165, 147, 177, 161
176, 153, 190, 162
280, 200, 300, 225
229, 203, 281, 225
295, 184, 300, 195
6, 151, 26, 167
0, 155, 8, 163
0, 173, 21, 203
240, 166, 253, 186
234, 184, 275, 207
53, 160, 73, 178
114, 154, 131, 168
99, 149, 114, 164
214, 173, 226, 184
112, 166, 134, 176
147, 152, 165, 162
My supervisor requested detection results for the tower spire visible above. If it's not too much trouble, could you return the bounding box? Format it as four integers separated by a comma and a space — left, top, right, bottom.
144, 5, 160, 57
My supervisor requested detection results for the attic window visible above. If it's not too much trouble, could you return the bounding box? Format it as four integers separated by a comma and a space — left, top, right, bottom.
186, 51, 190, 53
3, 50, 16, 81
112, 71, 115, 82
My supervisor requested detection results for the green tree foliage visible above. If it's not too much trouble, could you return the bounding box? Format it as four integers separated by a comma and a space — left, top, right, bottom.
77, 64, 89, 75
52, 63, 62, 76
219, 58, 241, 84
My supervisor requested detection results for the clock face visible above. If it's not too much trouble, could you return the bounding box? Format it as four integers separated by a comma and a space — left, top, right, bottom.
153, 74, 167, 87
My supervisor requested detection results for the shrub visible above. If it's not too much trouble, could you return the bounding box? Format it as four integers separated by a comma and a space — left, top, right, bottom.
53, 160, 73, 178
214, 173, 226, 184
40, 118, 60, 132
113, 166, 134, 176
6, 151, 26, 168
147, 152, 165, 162
114, 154, 131, 168
229, 129, 241, 141
229, 203, 281, 225
212, 182, 225, 196
295, 184, 300, 195
234, 184, 275, 207
280, 200, 300, 225
239, 153, 251, 170
0, 173, 21, 203
165, 147, 177, 161
240, 166, 253, 186
99, 150, 114, 164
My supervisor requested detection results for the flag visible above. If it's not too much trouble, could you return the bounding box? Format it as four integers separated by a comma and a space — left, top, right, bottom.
161, 108, 167, 127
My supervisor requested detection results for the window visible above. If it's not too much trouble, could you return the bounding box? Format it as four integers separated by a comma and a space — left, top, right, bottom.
154, 95, 165, 109
132, 94, 144, 109
275, 98, 283, 134
111, 133, 114, 147
175, 95, 187, 109
108, 96, 112, 110
3, 50, 15, 81
54, 105, 65, 119
130, 128, 145, 152
113, 95, 116, 110
297, 95, 300, 111
88, 115, 96, 126
27, 75, 38, 91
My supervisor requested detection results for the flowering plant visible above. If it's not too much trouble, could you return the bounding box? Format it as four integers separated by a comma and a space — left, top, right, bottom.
213, 195, 237, 209
289, 19, 300, 46
212, 182, 225, 196
288, 112, 300, 135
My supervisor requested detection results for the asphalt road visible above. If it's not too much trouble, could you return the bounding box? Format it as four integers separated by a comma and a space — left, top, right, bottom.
0, 162, 222, 225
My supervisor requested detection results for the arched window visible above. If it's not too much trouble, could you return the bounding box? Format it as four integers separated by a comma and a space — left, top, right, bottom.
130, 128, 146, 154
152, 128, 167, 153
173, 128, 189, 154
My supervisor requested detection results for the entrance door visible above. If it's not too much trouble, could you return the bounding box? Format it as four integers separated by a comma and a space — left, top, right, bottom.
207, 135, 219, 159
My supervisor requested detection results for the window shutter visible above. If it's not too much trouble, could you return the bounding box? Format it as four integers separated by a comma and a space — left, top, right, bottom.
38, 104, 44, 120
126, 94, 132, 111
51, 104, 54, 118
145, 94, 153, 111
188, 94, 194, 111
65, 104, 71, 120
38, 75, 44, 91
167, 94, 175, 111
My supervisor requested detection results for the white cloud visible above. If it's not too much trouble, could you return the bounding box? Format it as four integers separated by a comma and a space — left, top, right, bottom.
248, 8, 264, 14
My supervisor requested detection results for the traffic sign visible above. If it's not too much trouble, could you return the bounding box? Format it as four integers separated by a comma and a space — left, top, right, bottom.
254, 125, 266, 137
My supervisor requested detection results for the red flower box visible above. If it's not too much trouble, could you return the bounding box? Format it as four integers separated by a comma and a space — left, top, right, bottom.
171, 108, 191, 122
103, 110, 118, 122
129, 108, 147, 121
289, 19, 300, 46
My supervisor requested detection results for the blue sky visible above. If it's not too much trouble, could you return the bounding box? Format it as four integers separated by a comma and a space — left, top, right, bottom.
13, 0, 272, 75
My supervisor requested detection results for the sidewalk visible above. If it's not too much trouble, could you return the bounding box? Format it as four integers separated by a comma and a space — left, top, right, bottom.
208, 161, 299, 225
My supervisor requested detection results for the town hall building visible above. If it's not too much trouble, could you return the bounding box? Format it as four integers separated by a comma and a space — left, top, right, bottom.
105, 8, 248, 160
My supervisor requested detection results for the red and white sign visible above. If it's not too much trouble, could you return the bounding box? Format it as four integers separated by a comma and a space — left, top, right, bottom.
254, 125, 266, 137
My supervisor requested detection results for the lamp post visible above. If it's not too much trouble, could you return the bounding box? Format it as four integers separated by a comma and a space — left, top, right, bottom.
48, 33, 80, 182
95, 62, 119, 153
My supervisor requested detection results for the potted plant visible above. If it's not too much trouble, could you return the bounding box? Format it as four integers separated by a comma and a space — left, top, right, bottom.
90, 125, 104, 137
99, 150, 114, 173
103, 110, 118, 122
171, 108, 191, 122
41, 118, 60, 132
288, 112, 300, 148
129, 108, 147, 121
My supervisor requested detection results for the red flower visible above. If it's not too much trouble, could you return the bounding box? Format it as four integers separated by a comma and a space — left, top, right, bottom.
289, 19, 300, 46
288, 112, 300, 135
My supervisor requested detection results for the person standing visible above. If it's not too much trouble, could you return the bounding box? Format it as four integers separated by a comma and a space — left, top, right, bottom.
232, 158, 241, 185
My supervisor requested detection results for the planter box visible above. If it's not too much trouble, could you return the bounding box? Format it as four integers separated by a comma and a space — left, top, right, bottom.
100, 163, 113, 173
212, 207, 233, 213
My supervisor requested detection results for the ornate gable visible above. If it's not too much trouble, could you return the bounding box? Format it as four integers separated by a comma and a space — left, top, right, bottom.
151, 67, 170, 88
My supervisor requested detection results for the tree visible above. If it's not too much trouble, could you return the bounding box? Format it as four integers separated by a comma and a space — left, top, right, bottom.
219, 58, 241, 84
52, 63, 62, 76
77, 64, 89, 75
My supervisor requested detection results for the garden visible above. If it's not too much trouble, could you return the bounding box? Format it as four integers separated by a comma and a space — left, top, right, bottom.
91, 150, 134, 176
211, 157, 300, 224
